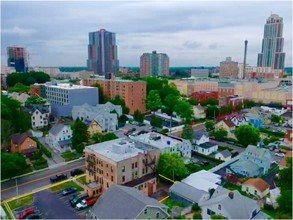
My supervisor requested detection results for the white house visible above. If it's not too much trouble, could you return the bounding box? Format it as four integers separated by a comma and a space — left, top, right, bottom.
215, 150, 232, 162
230, 114, 248, 127
47, 124, 72, 153
193, 105, 206, 119
194, 130, 209, 145
31, 107, 49, 130
92, 113, 118, 132
194, 142, 218, 156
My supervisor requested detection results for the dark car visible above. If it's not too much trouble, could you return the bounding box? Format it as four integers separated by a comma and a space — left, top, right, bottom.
137, 130, 148, 135
62, 187, 77, 196
70, 169, 84, 177
231, 151, 239, 158
70, 193, 88, 207
25, 214, 42, 219
137, 122, 145, 127
50, 174, 67, 183
129, 127, 136, 132
199, 161, 210, 166
19, 209, 36, 219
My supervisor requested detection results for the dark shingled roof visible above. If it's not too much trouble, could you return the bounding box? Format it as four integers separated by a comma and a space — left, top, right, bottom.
194, 129, 209, 141
49, 124, 67, 135
11, 132, 33, 145
198, 141, 217, 149
219, 149, 232, 158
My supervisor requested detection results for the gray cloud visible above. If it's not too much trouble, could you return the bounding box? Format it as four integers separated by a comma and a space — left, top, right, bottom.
1, 1, 292, 67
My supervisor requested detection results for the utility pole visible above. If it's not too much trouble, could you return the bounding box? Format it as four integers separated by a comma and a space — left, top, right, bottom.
16, 178, 19, 204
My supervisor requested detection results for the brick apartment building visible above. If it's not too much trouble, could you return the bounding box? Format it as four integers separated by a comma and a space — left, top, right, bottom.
82, 77, 147, 114
84, 138, 160, 197
191, 91, 219, 102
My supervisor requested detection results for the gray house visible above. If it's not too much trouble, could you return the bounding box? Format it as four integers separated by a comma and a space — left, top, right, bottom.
200, 188, 266, 219
89, 185, 169, 219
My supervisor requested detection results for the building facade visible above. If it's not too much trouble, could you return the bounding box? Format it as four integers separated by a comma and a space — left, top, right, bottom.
257, 14, 285, 70
87, 29, 119, 75
31, 107, 49, 130
45, 82, 99, 117
219, 57, 239, 78
7, 46, 28, 72
82, 77, 146, 114
140, 51, 169, 77
11, 132, 38, 157
191, 91, 219, 102
191, 69, 209, 78
47, 124, 72, 153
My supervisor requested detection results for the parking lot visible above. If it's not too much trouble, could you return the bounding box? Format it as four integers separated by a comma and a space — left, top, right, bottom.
115, 122, 152, 138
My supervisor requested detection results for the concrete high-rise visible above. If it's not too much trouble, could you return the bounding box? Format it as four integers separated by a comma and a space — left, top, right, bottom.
257, 14, 286, 70
7, 46, 28, 72
140, 51, 169, 77
219, 57, 239, 78
87, 29, 119, 75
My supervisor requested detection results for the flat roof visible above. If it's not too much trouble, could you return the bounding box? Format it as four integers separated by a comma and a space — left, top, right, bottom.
263, 85, 292, 92
130, 132, 181, 150
86, 138, 144, 162
85, 77, 145, 83
45, 83, 95, 90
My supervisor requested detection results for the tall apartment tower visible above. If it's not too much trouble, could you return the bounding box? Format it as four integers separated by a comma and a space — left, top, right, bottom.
257, 14, 286, 70
7, 46, 28, 72
87, 29, 119, 75
219, 57, 239, 78
140, 51, 169, 77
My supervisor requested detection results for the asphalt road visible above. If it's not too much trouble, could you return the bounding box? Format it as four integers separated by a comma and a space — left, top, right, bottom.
1, 159, 85, 201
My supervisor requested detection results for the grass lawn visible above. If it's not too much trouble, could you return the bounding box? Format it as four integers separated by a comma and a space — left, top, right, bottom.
60, 151, 80, 162
261, 208, 276, 219
76, 176, 87, 185
50, 181, 84, 192
7, 194, 34, 211
1, 204, 12, 219
163, 197, 187, 212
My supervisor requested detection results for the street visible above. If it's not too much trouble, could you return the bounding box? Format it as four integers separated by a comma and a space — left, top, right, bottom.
1, 159, 85, 201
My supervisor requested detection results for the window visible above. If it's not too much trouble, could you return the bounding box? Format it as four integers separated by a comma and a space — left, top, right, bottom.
107, 182, 109, 188
156, 212, 159, 218
132, 163, 134, 169
207, 209, 215, 215
144, 209, 147, 215
111, 176, 113, 181
122, 166, 125, 173
218, 204, 221, 210
254, 190, 257, 195
135, 162, 138, 168
122, 176, 125, 182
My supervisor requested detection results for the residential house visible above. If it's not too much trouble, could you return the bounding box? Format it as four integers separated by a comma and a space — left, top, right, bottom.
260, 106, 287, 116
194, 130, 209, 145
215, 150, 232, 162
246, 113, 264, 128
130, 131, 192, 159
8, 92, 30, 106
88, 185, 169, 219
85, 139, 160, 197
242, 178, 270, 199
30, 106, 50, 130
170, 170, 221, 206
193, 105, 206, 119
87, 113, 118, 136
194, 142, 218, 156
229, 114, 248, 127
47, 124, 72, 153
11, 132, 38, 157
228, 145, 272, 177
200, 188, 266, 219
214, 118, 236, 139
279, 151, 292, 170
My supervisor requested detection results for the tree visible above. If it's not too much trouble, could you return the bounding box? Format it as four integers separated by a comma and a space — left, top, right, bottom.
92, 133, 118, 144
150, 115, 163, 128
25, 96, 47, 107
72, 120, 89, 153
214, 128, 228, 141
147, 90, 162, 111
271, 115, 282, 124
1, 152, 30, 179
163, 94, 179, 115
143, 77, 168, 94
6, 72, 50, 87
192, 203, 201, 211
244, 100, 257, 108
235, 125, 260, 146
25, 77, 36, 86
174, 100, 194, 124
193, 213, 202, 219
211, 214, 228, 219
158, 83, 180, 101
118, 114, 129, 127
188, 98, 199, 106
157, 153, 188, 181
200, 97, 218, 106
205, 121, 215, 131
206, 106, 220, 120
110, 95, 129, 114
93, 83, 108, 104
133, 110, 144, 122
181, 124, 194, 142
7, 83, 30, 93
235, 102, 244, 111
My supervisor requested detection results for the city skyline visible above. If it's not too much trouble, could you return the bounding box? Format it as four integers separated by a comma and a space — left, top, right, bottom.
1, 0, 292, 67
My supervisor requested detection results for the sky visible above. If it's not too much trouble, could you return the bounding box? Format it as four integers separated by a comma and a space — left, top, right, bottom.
1, 0, 292, 67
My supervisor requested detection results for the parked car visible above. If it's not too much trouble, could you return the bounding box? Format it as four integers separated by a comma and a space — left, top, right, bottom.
231, 151, 239, 158
199, 161, 209, 166
137, 122, 145, 127
76, 198, 97, 210
19, 209, 36, 219
70, 169, 84, 176
70, 193, 88, 207
137, 130, 148, 135
269, 145, 277, 151
25, 214, 42, 219
129, 127, 136, 132
50, 174, 67, 183
62, 187, 77, 196
124, 130, 132, 136
275, 153, 285, 157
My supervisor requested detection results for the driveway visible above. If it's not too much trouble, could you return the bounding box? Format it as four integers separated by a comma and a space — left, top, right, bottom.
38, 137, 64, 164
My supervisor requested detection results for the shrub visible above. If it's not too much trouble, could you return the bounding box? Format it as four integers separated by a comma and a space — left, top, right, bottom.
193, 213, 202, 219
30, 151, 43, 160
192, 203, 201, 211
264, 203, 274, 211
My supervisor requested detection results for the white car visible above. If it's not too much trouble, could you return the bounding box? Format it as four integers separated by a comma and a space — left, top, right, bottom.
274, 153, 285, 157
76, 199, 88, 210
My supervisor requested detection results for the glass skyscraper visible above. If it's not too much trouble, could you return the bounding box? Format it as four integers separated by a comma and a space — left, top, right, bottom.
257, 14, 285, 70
87, 29, 119, 75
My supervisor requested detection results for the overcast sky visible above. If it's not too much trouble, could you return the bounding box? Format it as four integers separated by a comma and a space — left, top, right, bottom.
1, 0, 292, 67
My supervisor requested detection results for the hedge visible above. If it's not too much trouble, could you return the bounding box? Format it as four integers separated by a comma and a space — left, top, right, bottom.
259, 128, 285, 138
34, 138, 52, 158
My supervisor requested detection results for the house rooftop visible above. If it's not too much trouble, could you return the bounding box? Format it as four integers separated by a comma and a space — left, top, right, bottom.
219, 149, 232, 158
49, 123, 70, 136
11, 132, 33, 145
194, 129, 209, 141
244, 145, 271, 160
198, 141, 217, 149
222, 118, 235, 128
242, 178, 270, 192
45, 82, 94, 90
86, 138, 145, 162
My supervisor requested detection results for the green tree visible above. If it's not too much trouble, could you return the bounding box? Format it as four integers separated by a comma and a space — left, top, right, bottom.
6, 72, 50, 87
72, 120, 89, 153
181, 124, 194, 142
211, 214, 228, 219
1, 152, 30, 179
235, 125, 260, 146
214, 128, 228, 141
192, 203, 201, 211
271, 115, 282, 124
188, 98, 199, 105
110, 95, 129, 114
200, 98, 218, 106
147, 90, 162, 111
158, 83, 180, 101
150, 115, 163, 128
25, 96, 47, 107
93, 83, 108, 104
133, 110, 144, 122
193, 213, 202, 219
205, 120, 215, 131
92, 133, 118, 144
163, 94, 179, 115
206, 106, 219, 120
244, 100, 257, 108
174, 100, 194, 124
157, 153, 188, 181
25, 77, 36, 86
7, 83, 30, 93
235, 102, 244, 111
118, 114, 129, 127
143, 77, 168, 94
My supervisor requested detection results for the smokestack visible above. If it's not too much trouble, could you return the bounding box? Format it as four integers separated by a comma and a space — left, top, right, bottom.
243, 40, 248, 79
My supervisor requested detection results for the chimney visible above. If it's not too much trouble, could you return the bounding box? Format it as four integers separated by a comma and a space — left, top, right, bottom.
228, 192, 234, 199
243, 40, 248, 79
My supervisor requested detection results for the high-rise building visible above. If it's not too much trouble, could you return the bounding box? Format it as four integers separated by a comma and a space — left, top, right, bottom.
219, 57, 239, 78
257, 14, 286, 70
140, 51, 169, 77
87, 29, 119, 75
7, 46, 28, 72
